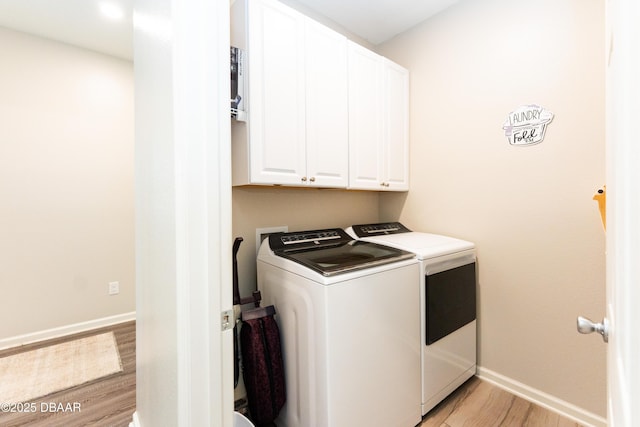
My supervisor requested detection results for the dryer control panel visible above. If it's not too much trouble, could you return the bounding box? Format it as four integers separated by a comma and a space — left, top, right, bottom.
350, 222, 412, 238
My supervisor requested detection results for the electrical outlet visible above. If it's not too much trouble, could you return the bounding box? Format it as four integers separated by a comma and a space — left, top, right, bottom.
108, 281, 120, 295
255, 226, 288, 254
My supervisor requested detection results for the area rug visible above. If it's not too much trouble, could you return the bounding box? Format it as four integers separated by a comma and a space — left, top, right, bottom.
0, 332, 123, 404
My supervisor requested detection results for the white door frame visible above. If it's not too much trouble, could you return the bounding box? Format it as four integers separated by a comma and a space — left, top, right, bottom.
606, 0, 640, 425
133, 0, 233, 425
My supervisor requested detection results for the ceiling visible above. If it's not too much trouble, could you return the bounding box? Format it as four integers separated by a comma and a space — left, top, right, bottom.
295, 0, 458, 45
0, 0, 457, 61
0, 0, 133, 60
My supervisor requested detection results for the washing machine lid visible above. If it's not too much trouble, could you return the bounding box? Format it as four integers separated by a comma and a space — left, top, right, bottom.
348, 222, 474, 259
268, 228, 415, 277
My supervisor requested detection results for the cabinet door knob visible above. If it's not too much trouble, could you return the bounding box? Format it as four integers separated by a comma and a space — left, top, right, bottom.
301, 177, 307, 182
309, 177, 316, 182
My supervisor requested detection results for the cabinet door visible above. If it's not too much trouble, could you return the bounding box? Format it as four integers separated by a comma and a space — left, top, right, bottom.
383, 60, 410, 191
305, 20, 349, 188
348, 41, 384, 190
248, 0, 306, 185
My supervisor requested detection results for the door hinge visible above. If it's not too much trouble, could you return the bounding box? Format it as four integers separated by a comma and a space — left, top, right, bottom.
221, 309, 234, 331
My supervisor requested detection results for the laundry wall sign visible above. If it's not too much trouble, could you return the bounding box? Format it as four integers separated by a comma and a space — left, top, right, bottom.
502, 104, 554, 146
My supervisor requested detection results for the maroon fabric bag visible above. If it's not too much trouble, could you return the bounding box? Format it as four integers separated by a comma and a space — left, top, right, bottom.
240, 315, 286, 426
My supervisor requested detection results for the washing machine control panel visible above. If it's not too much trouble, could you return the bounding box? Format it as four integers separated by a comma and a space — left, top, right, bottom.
269, 228, 349, 251
281, 230, 341, 245
350, 222, 412, 238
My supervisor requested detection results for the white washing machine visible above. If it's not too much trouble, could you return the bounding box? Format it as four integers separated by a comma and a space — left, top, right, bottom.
346, 222, 477, 415
257, 228, 421, 427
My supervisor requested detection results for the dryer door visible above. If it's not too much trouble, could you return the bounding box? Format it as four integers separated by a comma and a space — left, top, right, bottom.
425, 261, 476, 345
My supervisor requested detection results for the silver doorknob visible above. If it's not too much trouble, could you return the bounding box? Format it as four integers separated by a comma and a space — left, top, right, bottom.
577, 316, 609, 343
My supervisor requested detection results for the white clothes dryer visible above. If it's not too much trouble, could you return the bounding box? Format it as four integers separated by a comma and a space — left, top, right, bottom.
257, 228, 422, 427
346, 222, 477, 415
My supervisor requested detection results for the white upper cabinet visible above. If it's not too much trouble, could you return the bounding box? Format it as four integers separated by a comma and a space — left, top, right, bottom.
231, 0, 348, 188
242, 0, 307, 186
231, 0, 408, 191
348, 42, 384, 190
348, 41, 410, 191
304, 19, 349, 188
383, 59, 410, 191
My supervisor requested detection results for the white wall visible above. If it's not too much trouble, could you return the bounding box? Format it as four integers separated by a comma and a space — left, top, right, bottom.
378, 0, 606, 420
0, 27, 135, 340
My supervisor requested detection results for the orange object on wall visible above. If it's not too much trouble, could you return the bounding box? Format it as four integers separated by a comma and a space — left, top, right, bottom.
593, 186, 606, 230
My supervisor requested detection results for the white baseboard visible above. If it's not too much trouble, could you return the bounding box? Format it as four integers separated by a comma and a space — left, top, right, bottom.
129, 411, 141, 427
0, 311, 136, 350
477, 366, 607, 427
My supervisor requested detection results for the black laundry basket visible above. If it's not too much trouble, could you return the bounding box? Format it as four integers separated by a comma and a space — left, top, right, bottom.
233, 237, 286, 427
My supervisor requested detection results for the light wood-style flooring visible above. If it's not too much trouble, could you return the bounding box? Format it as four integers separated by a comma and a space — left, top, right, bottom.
0, 321, 135, 427
419, 376, 584, 427
0, 322, 583, 426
